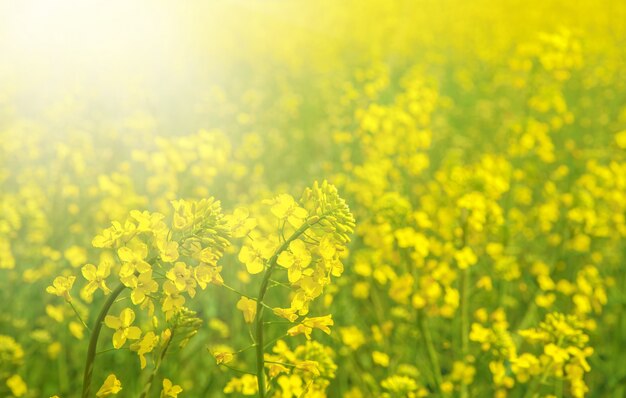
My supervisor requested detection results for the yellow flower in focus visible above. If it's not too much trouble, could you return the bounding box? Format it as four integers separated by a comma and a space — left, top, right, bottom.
118, 245, 151, 277
156, 238, 180, 263
236, 296, 257, 323
239, 239, 273, 274
304, 315, 334, 335
162, 281, 185, 318
267, 194, 308, 227
122, 270, 159, 305
46, 276, 76, 302
267, 362, 290, 378
96, 374, 122, 397
273, 307, 299, 322
104, 308, 142, 349
287, 315, 333, 340
130, 331, 159, 369
166, 262, 197, 298
81, 262, 112, 298
161, 378, 183, 398
194, 264, 224, 288
318, 235, 336, 259
277, 240, 312, 283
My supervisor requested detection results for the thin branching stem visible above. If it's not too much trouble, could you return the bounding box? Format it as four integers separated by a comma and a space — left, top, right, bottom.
254, 220, 318, 398
81, 283, 127, 398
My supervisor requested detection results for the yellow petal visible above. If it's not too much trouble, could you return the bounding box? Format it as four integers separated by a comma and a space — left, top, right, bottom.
104, 315, 121, 329
81, 264, 97, 281
126, 326, 142, 340
120, 308, 135, 326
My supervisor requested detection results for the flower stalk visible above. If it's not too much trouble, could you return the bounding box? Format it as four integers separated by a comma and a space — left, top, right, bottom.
81, 283, 127, 398
254, 220, 316, 398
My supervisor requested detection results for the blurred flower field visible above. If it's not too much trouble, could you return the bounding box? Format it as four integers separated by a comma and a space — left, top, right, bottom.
1, 0, 626, 397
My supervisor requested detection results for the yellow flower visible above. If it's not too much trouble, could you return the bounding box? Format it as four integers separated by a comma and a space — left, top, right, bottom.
615, 129, 626, 149
118, 244, 151, 278
267, 362, 290, 377
223, 374, 258, 395
225, 207, 257, 238
273, 307, 299, 322
69, 321, 84, 340
104, 308, 142, 349
545, 343, 569, 363
236, 296, 257, 323
372, 351, 390, 367
166, 262, 197, 298
162, 281, 186, 319
0, 238, 15, 269
389, 274, 414, 304
171, 199, 193, 230
286, 323, 310, 339
381, 375, 418, 393
213, 350, 234, 365
6, 374, 27, 397
64, 246, 87, 268
455, 246, 478, 269
161, 378, 183, 398
469, 323, 492, 350
96, 374, 122, 397
238, 239, 273, 274
318, 235, 336, 259
295, 360, 321, 376
92, 221, 125, 248
304, 315, 334, 336
277, 240, 311, 283
122, 270, 159, 305
511, 353, 541, 382
81, 261, 112, 298
156, 238, 180, 263
130, 331, 159, 369
46, 276, 76, 302
267, 194, 308, 227
195, 264, 224, 288
339, 326, 366, 350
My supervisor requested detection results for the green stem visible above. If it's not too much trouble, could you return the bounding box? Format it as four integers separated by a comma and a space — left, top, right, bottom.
140, 327, 175, 398
255, 221, 314, 398
458, 219, 470, 398
69, 300, 91, 332
460, 266, 470, 398
81, 283, 127, 398
418, 311, 443, 394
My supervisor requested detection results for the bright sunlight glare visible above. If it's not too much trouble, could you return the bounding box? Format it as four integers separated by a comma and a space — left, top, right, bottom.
0, 0, 192, 114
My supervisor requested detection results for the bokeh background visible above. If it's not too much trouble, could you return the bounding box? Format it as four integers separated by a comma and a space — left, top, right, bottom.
2, 0, 626, 397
